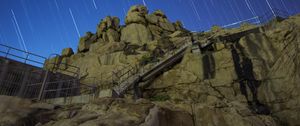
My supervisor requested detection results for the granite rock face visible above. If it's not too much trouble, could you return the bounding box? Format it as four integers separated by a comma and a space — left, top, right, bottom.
121, 23, 153, 45
41, 5, 300, 126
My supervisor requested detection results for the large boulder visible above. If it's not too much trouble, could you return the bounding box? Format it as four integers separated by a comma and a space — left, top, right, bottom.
151, 10, 175, 32
121, 23, 153, 45
78, 32, 98, 52
106, 16, 120, 29
97, 16, 120, 41
0, 96, 57, 126
61, 48, 74, 57
145, 14, 159, 25
44, 55, 62, 70
140, 106, 194, 126
125, 5, 148, 25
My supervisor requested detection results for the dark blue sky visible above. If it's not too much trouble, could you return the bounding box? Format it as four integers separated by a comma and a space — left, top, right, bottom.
0, 0, 299, 61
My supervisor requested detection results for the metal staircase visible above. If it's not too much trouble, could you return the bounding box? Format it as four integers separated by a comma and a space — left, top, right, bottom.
111, 42, 192, 97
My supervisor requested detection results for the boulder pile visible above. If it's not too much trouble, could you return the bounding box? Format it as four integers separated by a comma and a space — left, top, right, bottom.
44, 5, 191, 83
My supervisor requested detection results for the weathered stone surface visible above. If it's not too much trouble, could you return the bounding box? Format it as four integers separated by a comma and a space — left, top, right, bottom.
126, 12, 147, 25
59, 57, 69, 70
44, 56, 62, 70
0, 96, 58, 126
61, 48, 74, 57
168, 31, 186, 38
174, 21, 184, 30
97, 16, 120, 41
0, 95, 278, 126
140, 106, 194, 126
106, 16, 120, 29
125, 5, 148, 25
192, 102, 277, 126
42, 98, 154, 126
121, 23, 153, 45
148, 24, 163, 40
255, 19, 300, 125
89, 41, 125, 54
169, 36, 192, 48
159, 22, 176, 32
106, 28, 120, 42
145, 14, 159, 25
156, 37, 175, 51
78, 32, 97, 52
209, 49, 237, 87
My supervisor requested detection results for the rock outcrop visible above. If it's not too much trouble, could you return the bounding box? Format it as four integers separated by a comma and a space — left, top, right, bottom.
44, 5, 190, 84
121, 23, 153, 45
40, 5, 300, 126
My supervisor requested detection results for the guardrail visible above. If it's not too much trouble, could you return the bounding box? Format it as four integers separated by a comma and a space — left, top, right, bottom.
220, 8, 289, 29
111, 41, 191, 96
0, 44, 46, 67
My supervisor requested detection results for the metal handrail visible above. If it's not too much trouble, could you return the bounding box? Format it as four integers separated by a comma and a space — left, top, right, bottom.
0, 44, 46, 66
0, 44, 47, 59
112, 41, 192, 95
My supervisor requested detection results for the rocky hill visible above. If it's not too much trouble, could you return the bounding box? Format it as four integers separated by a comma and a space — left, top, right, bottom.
1, 5, 300, 126
44, 5, 191, 87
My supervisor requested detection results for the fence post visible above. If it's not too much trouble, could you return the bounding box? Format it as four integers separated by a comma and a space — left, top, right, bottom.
0, 59, 9, 85
38, 70, 49, 101
17, 67, 31, 97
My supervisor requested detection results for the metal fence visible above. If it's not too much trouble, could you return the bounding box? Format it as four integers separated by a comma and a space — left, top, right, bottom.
221, 8, 289, 29
41, 79, 96, 99
0, 44, 96, 101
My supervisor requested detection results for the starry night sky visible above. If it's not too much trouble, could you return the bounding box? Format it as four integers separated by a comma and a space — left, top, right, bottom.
0, 0, 299, 63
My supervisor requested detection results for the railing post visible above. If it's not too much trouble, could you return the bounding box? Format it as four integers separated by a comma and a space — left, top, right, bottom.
24, 53, 29, 64
38, 70, 49, 101
5, 48, 11, 58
